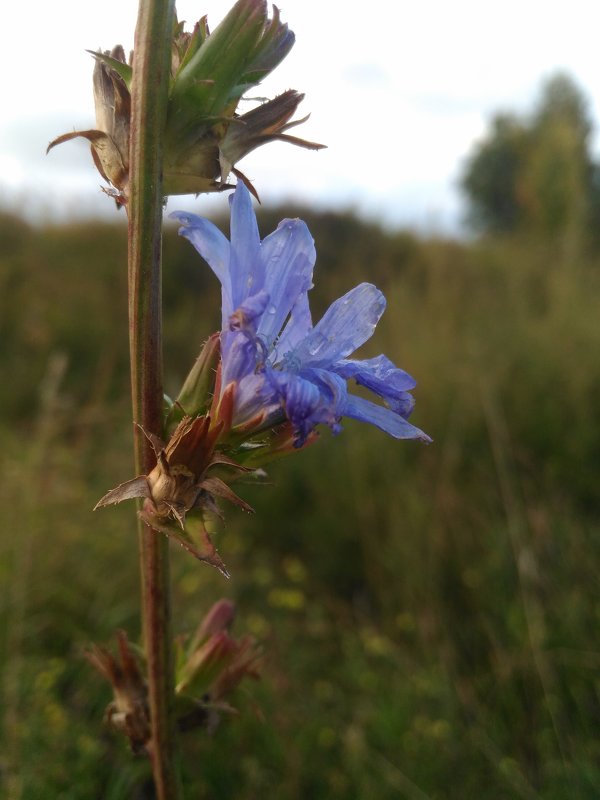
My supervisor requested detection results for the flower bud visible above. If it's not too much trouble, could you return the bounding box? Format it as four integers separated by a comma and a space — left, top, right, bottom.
166, 332, 220, 433
175, 601, 261, 700
193, 599, 236, 642
95, 415, 252, 576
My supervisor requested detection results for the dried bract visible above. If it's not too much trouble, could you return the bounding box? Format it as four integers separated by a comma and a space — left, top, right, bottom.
86, 631, 150, 755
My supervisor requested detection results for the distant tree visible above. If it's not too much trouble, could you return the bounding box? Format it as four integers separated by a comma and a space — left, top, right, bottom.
461, 113, 526, 233
461, 72, 598, 247
532, 72, 591, 141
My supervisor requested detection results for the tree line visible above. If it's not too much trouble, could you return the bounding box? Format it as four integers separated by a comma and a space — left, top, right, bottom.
461, 73, 600, 249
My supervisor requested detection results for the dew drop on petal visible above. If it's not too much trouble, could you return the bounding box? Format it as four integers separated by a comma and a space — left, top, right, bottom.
308, 333, 327, 357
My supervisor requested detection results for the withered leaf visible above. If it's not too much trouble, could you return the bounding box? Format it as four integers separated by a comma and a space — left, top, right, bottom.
94, 476, 150, 509
140, 507, 230, 579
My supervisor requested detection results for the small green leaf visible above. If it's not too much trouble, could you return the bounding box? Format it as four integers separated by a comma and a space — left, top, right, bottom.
87, 50, 133, 89
165, 332, 220, 431
172, 17, 209, 80
168, 0, 268, 146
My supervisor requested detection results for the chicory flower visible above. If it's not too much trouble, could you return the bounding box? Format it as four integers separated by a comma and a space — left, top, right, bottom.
171, 183, 430, 447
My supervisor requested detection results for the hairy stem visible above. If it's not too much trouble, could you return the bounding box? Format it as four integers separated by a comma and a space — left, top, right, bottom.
127, 0, 179, 797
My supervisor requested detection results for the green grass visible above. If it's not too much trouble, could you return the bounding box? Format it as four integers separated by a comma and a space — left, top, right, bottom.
0, 210, 599, 798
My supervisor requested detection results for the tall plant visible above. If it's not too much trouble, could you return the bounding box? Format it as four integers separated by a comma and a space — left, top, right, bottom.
48, 1, 429, 795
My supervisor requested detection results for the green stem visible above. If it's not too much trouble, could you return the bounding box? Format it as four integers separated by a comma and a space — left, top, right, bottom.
127, 0, 179, 797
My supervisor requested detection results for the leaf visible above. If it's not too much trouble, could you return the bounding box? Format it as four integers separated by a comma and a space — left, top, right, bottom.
46, 129, 101, 154
199, 476, 254, 514
231, 167, 260, 201
87, 50, 133, 89
173, 332, 220, 424
94, 476, 150, 509
274, 133, 326, 151
220, 90, 326, 170
165, 415, 224, 478
168, 0, 268, 145
172, 17, 209, 81
135, 423, 165, 456
208, 452, 253, 472
47, 129, 128, 191
140, 508, 230, 578
212, 382, 235, 430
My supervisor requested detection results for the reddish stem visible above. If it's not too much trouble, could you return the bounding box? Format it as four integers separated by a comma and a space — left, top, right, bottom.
127, 0, 180, 796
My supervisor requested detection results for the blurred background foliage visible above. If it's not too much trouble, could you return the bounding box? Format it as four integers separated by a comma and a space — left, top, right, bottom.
1, 72, 599, 798
461, 72, 600, 251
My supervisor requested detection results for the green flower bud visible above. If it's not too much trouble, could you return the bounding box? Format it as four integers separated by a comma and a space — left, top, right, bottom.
175, 600, 261, 700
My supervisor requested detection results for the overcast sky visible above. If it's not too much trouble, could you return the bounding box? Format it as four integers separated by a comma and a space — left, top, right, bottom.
2, 0, 599, 233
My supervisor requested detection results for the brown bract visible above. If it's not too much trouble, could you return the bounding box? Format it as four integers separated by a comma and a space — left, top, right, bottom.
95, 415, 252, 576
86, 631, 150, 755
47, 46, 131, 204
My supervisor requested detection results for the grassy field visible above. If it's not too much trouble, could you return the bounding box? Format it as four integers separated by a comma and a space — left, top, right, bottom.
0, 208, 599, 798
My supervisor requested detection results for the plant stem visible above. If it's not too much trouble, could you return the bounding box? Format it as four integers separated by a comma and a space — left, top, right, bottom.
127, 0, 179, 797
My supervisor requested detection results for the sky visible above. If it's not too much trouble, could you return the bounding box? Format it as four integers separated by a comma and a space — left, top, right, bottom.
1, 0, 599, 233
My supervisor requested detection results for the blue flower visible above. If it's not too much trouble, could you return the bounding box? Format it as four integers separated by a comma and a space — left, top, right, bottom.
171, 183, 431, 446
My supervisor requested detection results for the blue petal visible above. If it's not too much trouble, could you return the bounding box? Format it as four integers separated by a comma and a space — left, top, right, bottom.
231, 372, 282, 428
300, 368, 348, 419
171, 211, 233, 324
333, 355, 417, 406
220, 330, 260, 388
229, 183, 262, 312
291, 283, 386, 367
224, 291, 271, 386
229, 290, 270, 333
343, 395, 432, 442
387, 393, 416, 419
267, 368, 346, 444
275, 290, 313, 360
256, 218, 315, 347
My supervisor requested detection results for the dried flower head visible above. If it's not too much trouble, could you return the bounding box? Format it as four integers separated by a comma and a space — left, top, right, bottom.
86, 631, 150, 755
95, 414, 253, 576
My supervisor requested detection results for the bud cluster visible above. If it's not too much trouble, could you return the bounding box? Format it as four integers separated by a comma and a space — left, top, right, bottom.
47, 0, 324, 205
88, 601, 260, 751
